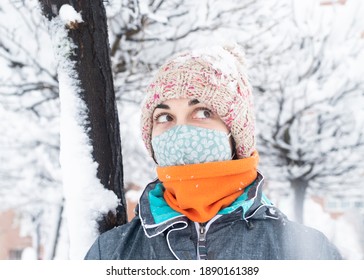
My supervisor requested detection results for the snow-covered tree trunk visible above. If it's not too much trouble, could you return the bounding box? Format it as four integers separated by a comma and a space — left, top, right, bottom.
38, 0, 127, 259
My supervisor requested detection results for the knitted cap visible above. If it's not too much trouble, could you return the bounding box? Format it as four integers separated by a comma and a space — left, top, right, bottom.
141, 44, 255, 159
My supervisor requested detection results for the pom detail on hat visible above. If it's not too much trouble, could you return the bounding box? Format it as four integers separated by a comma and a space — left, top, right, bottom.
222, 44, 246, 66
141, 44, 255, 159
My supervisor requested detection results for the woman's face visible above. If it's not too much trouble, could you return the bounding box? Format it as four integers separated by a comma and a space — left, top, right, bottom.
151, 98, 229, 138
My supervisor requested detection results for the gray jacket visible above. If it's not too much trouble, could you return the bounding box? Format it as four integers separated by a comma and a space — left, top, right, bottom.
85, 173, 341, 260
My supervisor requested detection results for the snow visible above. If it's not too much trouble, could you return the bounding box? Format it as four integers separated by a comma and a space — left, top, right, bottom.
0, 0, 364, 260
59, 4, 83, 25
49, 16, 119, 259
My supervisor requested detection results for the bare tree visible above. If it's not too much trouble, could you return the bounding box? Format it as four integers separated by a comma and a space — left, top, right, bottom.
253, 2, 364, 223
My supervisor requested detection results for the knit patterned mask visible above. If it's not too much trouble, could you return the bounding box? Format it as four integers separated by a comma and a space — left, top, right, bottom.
151, 125, 232, 167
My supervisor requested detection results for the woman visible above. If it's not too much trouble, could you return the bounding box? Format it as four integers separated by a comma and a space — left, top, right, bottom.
85, 45, 341, 260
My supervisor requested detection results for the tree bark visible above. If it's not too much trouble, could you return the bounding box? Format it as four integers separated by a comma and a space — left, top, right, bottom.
290, 178, 308, 224
38, 0, 127, 233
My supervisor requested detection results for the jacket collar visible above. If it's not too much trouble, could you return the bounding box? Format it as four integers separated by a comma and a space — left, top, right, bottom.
138, 179, 188, 238
138, 171, 277, 237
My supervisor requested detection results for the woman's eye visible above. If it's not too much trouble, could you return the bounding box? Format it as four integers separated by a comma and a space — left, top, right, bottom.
194, 108, 212, 119
155, 114, 173, 123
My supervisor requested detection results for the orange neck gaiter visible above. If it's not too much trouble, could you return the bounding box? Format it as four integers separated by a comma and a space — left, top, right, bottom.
156, 151, 259, 223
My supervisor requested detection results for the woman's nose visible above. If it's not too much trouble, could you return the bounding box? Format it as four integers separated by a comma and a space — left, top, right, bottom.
175, 115, 189, 126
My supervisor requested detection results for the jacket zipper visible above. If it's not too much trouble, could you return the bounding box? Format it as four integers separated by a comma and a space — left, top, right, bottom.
197, 223, 207, 260
194, 216, 222, 260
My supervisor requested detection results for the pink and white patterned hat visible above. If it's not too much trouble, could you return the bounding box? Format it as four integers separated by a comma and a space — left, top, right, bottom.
140, 44, 256, 159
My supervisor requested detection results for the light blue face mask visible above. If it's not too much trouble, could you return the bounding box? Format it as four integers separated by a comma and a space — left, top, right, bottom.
151, 125, 232, 167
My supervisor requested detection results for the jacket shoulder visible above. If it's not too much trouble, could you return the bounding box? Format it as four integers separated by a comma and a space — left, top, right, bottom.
84, 217, 143, 260
278, 219, 342, 259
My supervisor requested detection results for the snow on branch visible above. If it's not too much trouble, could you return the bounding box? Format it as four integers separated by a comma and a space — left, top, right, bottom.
59, 4, 83, 24
59, 4, 83, 29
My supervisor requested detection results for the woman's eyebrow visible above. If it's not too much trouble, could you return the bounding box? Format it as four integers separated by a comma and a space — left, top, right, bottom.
155, 103, 170, 109
188, 99, 200, 106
